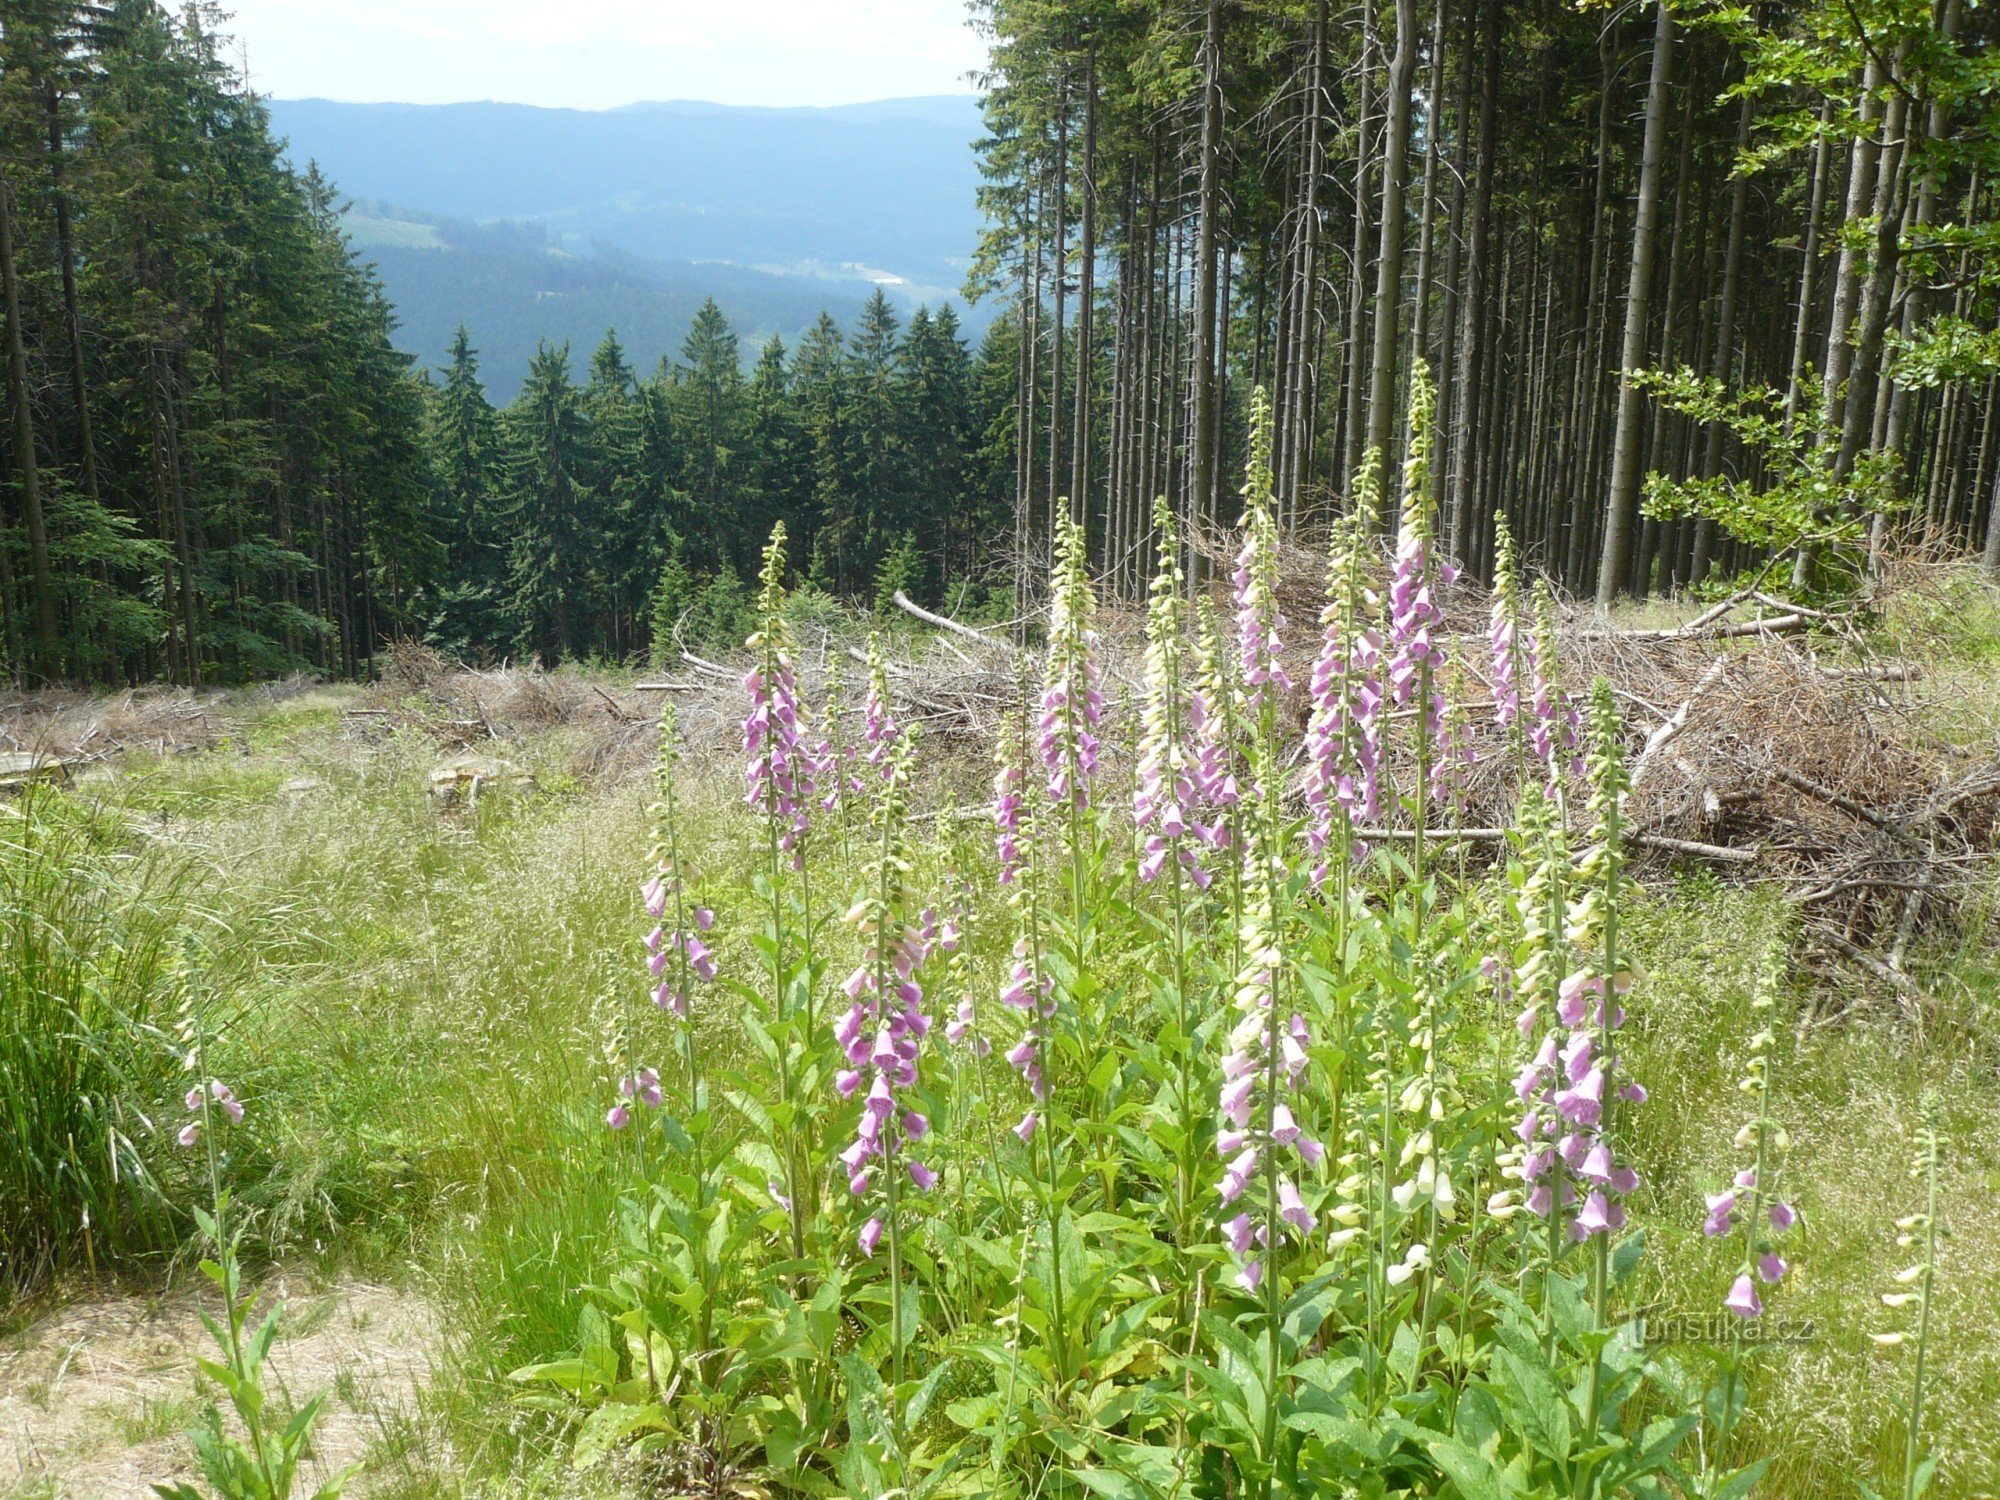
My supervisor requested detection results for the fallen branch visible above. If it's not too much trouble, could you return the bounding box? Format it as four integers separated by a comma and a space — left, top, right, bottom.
1599, 604, 1806, 642
631, 681, 705, 692
591, 686, 637, 721
1788, 876, 1935, 905
1350, 826, 1755, 865
678, 650, 737, 682
1815, 929, 1939, 1017
1628, 656, 1730, 794
1737, 754, 1923, 847
1577, 592, 1744, 640
1818, 663, 1921, 683
891, 590, 1018, 653
1632, 832, 1758, 864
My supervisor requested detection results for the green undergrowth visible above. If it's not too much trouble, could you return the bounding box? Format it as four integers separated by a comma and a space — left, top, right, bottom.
8, 571, 2000, 1495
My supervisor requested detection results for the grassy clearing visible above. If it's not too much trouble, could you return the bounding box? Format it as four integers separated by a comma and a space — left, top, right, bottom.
5, 592, 1998, 1496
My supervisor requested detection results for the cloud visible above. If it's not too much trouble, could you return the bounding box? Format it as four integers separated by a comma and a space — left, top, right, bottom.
227, 0, 983, 108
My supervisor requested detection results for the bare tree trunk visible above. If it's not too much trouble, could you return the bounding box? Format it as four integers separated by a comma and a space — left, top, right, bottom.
1595, 0, 1675, 608
1783, 99, 1837, 432
1407, 0, 1448, 398
0, 155, 59, 676
1280, 0, 1328, 527
44, 81, 99, 512
1342, 0, 1378, 491
1435, 0, 1475, 499
1048, 94, 1069, 525
1072, 52, 1098, 521
1366, 0, 1420, 465
1447, 0, 1499, 560
1876, 0, 1961, 559
1188, 0, 1225, 579
1690, 90, 1754, 587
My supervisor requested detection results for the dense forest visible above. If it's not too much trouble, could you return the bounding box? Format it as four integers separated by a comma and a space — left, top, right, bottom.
0, 0, 432, 684
973, 0, 1999, 604
0, 1, 1009, 684
2, 0, 1997, 685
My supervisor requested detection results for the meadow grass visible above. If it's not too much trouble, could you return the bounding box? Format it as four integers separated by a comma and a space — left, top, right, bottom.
0, 787, 194, 1289
10, 601, 1999, 1496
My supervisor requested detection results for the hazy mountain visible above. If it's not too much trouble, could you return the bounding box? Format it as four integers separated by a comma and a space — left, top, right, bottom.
269, 95, 989, 392
338, 205, 870, 401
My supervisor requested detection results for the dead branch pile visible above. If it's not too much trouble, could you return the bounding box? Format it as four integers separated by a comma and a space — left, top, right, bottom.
1249, 539, 1996, 1003
0, 677, 319, 766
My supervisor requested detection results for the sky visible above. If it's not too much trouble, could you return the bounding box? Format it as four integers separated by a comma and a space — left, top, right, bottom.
222, 0, 987, 110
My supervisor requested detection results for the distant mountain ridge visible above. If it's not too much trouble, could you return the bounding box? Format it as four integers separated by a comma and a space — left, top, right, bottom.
268, 95, 989, 395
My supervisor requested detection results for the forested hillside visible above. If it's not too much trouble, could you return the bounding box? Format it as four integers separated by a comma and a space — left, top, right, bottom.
420, 295, 1012, 667
338, 206, 871, 403
0, 4, 1007, 684
975, 0, 1999, 604
267, 96, 985, 295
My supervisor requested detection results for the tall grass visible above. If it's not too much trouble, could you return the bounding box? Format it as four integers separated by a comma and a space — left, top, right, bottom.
0, 789, 192, 1291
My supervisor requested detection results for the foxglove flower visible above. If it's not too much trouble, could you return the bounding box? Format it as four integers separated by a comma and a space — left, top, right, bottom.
1214, 470, 1322, 1293
641, 703, 717, 1032
999, 940, 1055, 1139
937, 891, 988, 1057
993, 676, 1029, 884
1134, 498, 1208, 889
1233, 388, 1293, 712
832, 649, 934, 1256
1039, 501, 1104, 812
1542, 685, 1645, 1240
1872, 1092, 1941, 1380
743, 524, 817, 866
1188, 601, 1241, 857
1429, 689, 1478, 811
1523, 582, 1585, 787
178, 1080, 243, 1147
1490, 516, 1523, 738
1706, 940, 1797, 1315
1303, 473, 1384, 877
1383, 362, 1454, 789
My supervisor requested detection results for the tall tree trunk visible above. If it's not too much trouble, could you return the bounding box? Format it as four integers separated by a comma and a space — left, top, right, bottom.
1342, 0, 1378, 490
1595, 0, 1675, 608
1407, 0, 1447, 404
1447, 0, 1500, 562
1690, 90, 1754, 587
0, 155, 59, 676
1783, 98, 1837, 432
1434, 0, 1475, 498
1365, 0, 1420, 465
44, 81, 100, 512
1877, 0, 1961, 548
1048, 95, 1069, 526
1280, 0, 1328, 526
1188, 0, 1225, 576
1071, 50, 1098, 524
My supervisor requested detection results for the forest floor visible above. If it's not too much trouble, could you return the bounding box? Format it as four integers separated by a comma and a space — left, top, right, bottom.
5, 570, 2000, 1497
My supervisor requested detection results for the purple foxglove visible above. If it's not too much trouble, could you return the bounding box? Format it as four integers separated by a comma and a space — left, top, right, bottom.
1039, 502, 1104, 812
1724, 1273, 1763, 1320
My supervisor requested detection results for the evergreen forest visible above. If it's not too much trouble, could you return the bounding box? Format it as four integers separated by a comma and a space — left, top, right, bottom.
2, 0, 1996, 676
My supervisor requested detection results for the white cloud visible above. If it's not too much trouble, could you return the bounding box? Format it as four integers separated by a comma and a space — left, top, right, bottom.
225, 0, 985, 108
